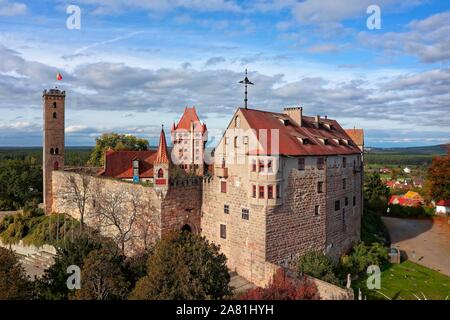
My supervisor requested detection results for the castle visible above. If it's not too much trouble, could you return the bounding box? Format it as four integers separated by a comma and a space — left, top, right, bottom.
43, 88, 363, 287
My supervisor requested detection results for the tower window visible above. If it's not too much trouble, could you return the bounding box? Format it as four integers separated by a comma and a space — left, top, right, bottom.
53, 102, 57, 108
252, 185, 256, 198
267, 160, 273, 173
52, 112, 57, 119
220, 181, 227, 193
242, 208, 249, 220
343, 178, 346, 189
220, 224, 226, 239
259, 185, 265, 198
268, 185, 274, 199
317, 181, 323, 194
157, 168, 164, 178
315, 205, 320, 216
258, 160, 264, 172
224, 204, 229, 214
50, 148, 54, 155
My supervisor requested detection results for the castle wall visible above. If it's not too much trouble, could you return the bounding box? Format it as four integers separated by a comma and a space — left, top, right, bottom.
325, 155, 362, 260
52, 171, 162, 254
265, 157, 327, 266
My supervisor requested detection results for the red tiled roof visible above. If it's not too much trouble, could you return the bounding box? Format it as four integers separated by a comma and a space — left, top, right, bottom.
172, 106, 206, 132
437, 199, 450, 207
240, 108, 361, 156
100, 150, 157, 179
388, 195, 422, 207
155, 128, 170, 164
345, 129, 364, 146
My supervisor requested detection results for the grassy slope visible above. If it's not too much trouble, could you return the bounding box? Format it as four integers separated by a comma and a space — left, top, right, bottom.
353, 260, 450, 300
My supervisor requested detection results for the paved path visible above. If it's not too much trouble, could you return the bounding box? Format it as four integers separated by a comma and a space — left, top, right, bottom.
230, 272, 256, 294
382, 216, 450, 276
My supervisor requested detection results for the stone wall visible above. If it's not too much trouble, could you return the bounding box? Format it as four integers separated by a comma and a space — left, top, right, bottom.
52, 170, 162, 254
325, 155, 362, 260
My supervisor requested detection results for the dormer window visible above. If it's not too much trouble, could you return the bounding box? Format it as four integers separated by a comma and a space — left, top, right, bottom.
297, 137, 310, 145
318, 138, 329, 145
279, 118, 289, 126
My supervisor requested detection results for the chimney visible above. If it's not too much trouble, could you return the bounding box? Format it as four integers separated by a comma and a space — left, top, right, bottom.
315, 115, 320, 128
283, 107, 303, 127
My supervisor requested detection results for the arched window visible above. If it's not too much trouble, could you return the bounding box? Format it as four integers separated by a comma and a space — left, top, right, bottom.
234, 136, 239, 148
53, 161, 59, 170
55, 148, 59, 155
52, 112, 57, 119
53, 102, 57, 108
235, 116, 240, 128
157, 168, 164, 178
50, 148, 54, 155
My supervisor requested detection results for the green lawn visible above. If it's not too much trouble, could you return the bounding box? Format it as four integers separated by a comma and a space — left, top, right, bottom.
353, 260, 450, 300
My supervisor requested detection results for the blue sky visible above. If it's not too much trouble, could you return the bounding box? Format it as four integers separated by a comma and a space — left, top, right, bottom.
0, 0, 449, 147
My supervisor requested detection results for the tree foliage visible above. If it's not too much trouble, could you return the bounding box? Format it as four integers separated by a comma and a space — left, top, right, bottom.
0, 159, 42, 210
364, 172, 390, 202
297, 251, 338, 284
72, 248, 129, 300
424, 152, 450, 201
0, 247, 33, 299
88, 133, 149, 167
239, 269, 319, 300
130, 231, 231, 300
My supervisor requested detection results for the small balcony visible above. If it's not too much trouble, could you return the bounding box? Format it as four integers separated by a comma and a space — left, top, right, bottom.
215, 167, 228, 178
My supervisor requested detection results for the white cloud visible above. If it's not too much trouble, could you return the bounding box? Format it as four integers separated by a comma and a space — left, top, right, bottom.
0, 0, 26, 16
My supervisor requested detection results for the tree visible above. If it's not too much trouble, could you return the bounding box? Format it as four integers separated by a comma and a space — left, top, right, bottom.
91, 183, 140, 256
72, 248, 129, 300
36, 231, 114, 300
239, 269, 319, 300
0, 159, 42, 210
60, 171, 92, 229
297, 251, 338, 284
365, 172, 389, 202
130, 231, 231, 300
0, 247, 32, 299
424, 152, 450, 201
88, 133, 149, 167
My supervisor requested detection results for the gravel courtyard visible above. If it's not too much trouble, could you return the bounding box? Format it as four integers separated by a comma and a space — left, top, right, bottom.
382, 216, 450, 277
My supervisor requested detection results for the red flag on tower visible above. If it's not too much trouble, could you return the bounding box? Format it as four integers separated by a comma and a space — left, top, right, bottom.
56, 72, 62, 81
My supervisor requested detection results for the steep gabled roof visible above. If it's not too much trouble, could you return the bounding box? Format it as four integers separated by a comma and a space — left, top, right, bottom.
172, 106, 206, 132
155, 127, 170, 164
239, 108, 361, 156
345, 128, 364, 146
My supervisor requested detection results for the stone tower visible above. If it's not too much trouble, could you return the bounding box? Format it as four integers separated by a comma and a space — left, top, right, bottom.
43, 88, 65, 214
154, 126, 170, 196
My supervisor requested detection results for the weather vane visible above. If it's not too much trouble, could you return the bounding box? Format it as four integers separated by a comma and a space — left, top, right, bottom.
239, 69, 254, 109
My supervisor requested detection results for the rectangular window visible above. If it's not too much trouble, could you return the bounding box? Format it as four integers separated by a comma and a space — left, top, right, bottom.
317, 181, 323, 194
345, 197, 349, 206
298, 158, 305, 171
353, 196, 356, 207
252, 185, 256, 198
251, 159, 257, 172
224, 137, 229, 145
259, 186, 265, 199
276, 184, 281, 198
317, 157, 325, 170
343, 157, 347, 168
267, 160, 273, 173
220, 224, 226, 239
220, 181, 227, 193
343, 178, 346, 190
258, 160, 265, 172
268, 185, 274, 199
315, 205, 320, 216
335, 200, 340, 211
242, 208, 249, 220
224, 204, 229, 214
243, 136, 249, 144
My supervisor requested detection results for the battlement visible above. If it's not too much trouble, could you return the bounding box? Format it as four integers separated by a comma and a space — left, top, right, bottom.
170, 175, 213, 187
43, 88, 66, 96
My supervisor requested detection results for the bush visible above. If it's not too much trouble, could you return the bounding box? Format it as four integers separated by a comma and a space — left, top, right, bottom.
239, 269, 319, 300
386, 204, 434, 218
0, 247, 33, 299
361, 208, 390, 245
337, 242, 389, 279
297, 251, 338, 285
